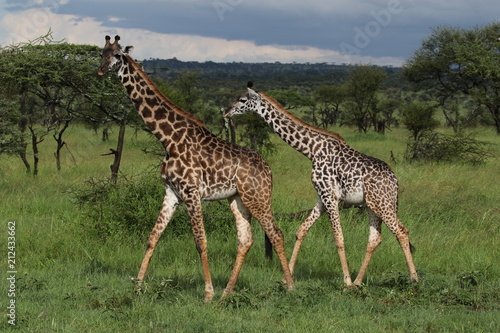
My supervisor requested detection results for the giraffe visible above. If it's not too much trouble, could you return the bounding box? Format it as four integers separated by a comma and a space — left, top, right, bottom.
97, 36, 294, 302
225, 83, 418, 287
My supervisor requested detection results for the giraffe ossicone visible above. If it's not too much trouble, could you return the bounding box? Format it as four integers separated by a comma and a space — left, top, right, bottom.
98, 36, 294, 302
226, 85, 419, 286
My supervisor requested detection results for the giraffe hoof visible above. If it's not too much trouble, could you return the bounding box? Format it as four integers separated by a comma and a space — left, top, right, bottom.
343, 283, 359, 291
221, 288, 233, 299
131, 277, 145, 293
204, 291, 215, 303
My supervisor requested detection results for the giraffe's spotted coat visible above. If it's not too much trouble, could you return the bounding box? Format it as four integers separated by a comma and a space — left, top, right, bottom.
226, 87, 418, 286
98, 36, 294, 302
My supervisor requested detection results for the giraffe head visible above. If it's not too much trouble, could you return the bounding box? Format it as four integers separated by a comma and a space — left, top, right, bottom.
224, 81, 263, 117
98, 35, 133, 75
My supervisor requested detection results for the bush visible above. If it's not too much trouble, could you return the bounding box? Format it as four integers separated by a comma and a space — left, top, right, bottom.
234, 113, 277, 157
401, 102, 440, 140
73, 174, 167, 238
73, 173, 236, 239
404, 131, 493, 164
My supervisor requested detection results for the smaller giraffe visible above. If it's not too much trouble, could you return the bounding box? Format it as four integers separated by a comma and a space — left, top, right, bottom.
225, 83, 418, 286
98, 37, 294, 301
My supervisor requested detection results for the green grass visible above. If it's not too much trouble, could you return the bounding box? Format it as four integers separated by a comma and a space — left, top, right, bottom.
1, 125, 499, 332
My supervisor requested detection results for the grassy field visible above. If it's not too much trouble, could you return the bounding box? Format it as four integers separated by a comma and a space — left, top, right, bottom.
1, 125, 499, 332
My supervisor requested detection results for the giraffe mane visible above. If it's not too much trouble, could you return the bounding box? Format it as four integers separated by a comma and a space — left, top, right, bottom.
258, 92, 345, 143
125, 55, 205, 128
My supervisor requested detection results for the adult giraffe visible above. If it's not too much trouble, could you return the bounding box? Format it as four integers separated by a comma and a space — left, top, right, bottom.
98, 36, 294, 302
225, 83, 418, 287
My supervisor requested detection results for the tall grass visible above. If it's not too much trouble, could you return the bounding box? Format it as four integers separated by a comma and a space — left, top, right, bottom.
1, 125, 498, 332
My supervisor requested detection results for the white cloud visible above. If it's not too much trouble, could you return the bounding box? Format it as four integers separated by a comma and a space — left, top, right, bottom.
0, 8, 404, 66
107, 16, 123, 23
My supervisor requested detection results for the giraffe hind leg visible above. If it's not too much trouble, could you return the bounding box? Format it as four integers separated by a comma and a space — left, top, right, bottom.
241, 198, 294, 291
367, 202, 419, 283
137, 187, 179, 288
183, 193, 215, 302
384, 215, 418, 283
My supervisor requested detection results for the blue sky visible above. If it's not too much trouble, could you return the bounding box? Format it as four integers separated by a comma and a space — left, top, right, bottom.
1, 0, 498, 66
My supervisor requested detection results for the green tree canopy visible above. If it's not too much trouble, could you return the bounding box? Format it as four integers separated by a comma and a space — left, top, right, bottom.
312, 85, 346, 128
401, 102, 439, 140
343, 65, 387, 132
403, 22, 500, 134
0, 32, 136, 177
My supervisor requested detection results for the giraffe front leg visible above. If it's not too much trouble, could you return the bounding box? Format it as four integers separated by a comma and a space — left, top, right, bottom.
137, 187, 179, 288
184, 194, 214, 302
222, 196, 254, 298
353, 208, 382, 286
323, 197, 352, 286
331, 219, 352, 287
289, 200, 325, 275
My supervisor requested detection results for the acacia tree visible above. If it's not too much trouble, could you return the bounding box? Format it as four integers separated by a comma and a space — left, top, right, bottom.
267, 89, 313, 111
0, 32, 136, 178
0, 33, 72, 174
401, 102, 439, 140
376, 96, 400, 134
68, 67, 138, 183
404, 23, 500, 134
0, 97, 24, 156
172, 69, 203, 115
343, 65, 387, 132
312, 85, 346, 128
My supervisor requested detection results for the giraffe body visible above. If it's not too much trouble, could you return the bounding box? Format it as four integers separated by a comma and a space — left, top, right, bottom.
98, 36, 293, 301
226, 86, 418, 286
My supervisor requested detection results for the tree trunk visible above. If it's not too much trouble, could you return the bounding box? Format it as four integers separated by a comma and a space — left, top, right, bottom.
54, 119, 70, 172
489, 105, 500, 135
102, 126, 109, 141
18, 139, 31, 174
376, 120, 386, 134
29, 126, 40, 176
18, 89, 31, 174
110, 122, 126, 183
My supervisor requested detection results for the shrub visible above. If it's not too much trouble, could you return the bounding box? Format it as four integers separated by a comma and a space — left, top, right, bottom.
73, 173, 236, 239
401, 102, 440, 140
73, 174, 168, 238
404, 131, 493, 164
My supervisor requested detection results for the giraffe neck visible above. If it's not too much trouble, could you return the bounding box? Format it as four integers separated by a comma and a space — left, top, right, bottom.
116, 55, 206, 149
255, 95, 345, 159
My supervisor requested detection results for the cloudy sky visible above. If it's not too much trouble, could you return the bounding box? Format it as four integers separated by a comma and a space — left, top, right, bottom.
0, 0, 498, 66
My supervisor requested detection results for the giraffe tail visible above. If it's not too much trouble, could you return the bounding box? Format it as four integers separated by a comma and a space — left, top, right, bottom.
265, 234, 273, 259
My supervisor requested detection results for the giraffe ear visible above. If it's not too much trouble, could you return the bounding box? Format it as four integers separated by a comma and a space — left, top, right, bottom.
124, 46, 134, 55
247, 88, 261, 100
